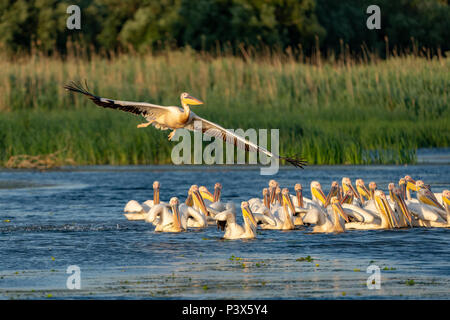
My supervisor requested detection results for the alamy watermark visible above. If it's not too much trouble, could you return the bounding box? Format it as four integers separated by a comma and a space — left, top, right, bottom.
66, 265, 81, 289
170, 121, 280, 175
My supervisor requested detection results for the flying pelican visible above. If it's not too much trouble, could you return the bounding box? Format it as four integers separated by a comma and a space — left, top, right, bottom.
214, 202, 259, 240
64, 82, 306, 168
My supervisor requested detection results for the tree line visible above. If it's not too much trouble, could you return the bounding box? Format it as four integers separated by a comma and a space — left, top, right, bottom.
0, 0, 449, 57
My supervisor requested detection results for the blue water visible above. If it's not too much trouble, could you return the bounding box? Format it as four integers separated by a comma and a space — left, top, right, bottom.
0, 164, 449, 299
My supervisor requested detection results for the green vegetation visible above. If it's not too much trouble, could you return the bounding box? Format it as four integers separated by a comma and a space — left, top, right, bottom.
296, 255, 314, 262
1, 1, 448, 56
0, 50, 448, 166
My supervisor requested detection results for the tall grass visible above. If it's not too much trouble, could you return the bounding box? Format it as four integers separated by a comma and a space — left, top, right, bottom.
0, 49, 448, 166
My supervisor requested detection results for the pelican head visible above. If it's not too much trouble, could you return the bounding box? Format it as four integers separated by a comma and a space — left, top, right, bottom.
311, 181, 327, 206
342, 177, 360, 200
241, 201, 257, 228
374, 190, 396, 228
330, 196, 350, 223
417, 188, 445, 211
392, 187, 413, 227
405, 175, 418, 191
199, 186, 214, 202
294, 183, 302, 192
356, 179, 370, 200
169, 197, 182, 232
324, 181, 340, 207
415, 180, 425, 190
443, 190, 450, 212
180, 92, 203, 106
263, 188, 269, 196
153, 181, 160, 189
282, 188, 296, 214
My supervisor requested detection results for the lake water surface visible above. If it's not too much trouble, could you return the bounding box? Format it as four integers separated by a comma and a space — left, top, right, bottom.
0, 164, 449, 299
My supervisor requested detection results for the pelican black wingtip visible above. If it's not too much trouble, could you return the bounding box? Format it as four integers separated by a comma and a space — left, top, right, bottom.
283, 156, 308, 169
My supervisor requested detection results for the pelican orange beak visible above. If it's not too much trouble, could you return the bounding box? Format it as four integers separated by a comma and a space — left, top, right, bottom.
417, 188, 445, 211
242, 203, 257, 227
183, 94, 203, 106
331, 198, 350, 223
405, 176, 418, 192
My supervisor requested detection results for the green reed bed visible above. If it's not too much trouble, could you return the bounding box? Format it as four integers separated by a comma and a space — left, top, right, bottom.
0, 50, 448, 166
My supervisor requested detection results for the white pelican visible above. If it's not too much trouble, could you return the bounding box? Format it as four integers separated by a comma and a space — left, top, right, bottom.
215, 202, 259, 240
368, 181, 377, 200
303, 197, 348, 233
123, 180, 161, 220
145, 197, 207, 231
345, 190, 396, 230
355, 179, 371, 203
341, 177, 360, 205
310, 181, 327, 208
259, 188, 297, 230
146, 197, 185, 232
64, 82, 306, 168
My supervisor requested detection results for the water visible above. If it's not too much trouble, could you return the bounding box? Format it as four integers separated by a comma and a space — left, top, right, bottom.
0, 164, 449, 299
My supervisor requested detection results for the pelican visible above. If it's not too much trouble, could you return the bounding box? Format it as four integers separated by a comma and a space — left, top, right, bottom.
146, 197, 185, 232
368, 181, 377, 200
146, 197, 207, 231
345, 190, 396, 230
64, 81, 306, 168
341, 177, 360, 205
356, 179, 371, 203
303, 197, 348, 233
124, 180, 161, 220
310, 181, 327, 207
215, 202, 259, 240
261, 188, 297, 230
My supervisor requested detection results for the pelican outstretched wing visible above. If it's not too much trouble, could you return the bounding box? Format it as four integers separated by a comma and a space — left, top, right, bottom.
64, 81, 170, 120
186, 114, 307, 168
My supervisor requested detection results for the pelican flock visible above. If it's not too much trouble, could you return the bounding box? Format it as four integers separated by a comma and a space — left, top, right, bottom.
123, 176, 449, 239
64, 82, 306, 168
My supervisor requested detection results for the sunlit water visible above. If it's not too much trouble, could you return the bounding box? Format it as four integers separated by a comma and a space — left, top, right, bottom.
0, 164, 449, 299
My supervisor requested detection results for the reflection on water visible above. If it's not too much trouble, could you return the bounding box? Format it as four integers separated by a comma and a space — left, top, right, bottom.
0, 164, 449, 299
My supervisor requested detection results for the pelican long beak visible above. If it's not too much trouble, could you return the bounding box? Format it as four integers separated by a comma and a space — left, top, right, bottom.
357, 185, 370, 201
242, 206, 257, 227
200, 190, 215, 202
348, 183, 360, 200
312, 186, 327, 206
324, 185, 338, 207
283, 194, 296, 215
394, 193, 413, 227
193, 191, 209, 216
153, 187, 160, 205
269, 187, 276, 204
418, 189, 445, 211
213, 186, 222, 202
183, 95, 203, 106
171, 203, 182, 232
185, 193, 193, 206
375, 195, 396, 228
406, 180, 418, 192
332, 202, 350, 223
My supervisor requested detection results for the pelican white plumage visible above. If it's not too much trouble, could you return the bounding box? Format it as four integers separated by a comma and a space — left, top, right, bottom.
303, 197, 348, 233
345, 190, 396, 230
124, 180, 162, 220
215, 202, 260, 240
258, 188, 297, 230
64, 81, 306, 168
